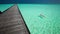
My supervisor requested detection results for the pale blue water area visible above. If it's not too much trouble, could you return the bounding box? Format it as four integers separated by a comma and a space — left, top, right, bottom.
18, 4, 60, 34
0, 4, 13, 12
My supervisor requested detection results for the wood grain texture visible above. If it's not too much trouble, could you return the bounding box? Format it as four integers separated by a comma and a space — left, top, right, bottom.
0, 5, 29, 34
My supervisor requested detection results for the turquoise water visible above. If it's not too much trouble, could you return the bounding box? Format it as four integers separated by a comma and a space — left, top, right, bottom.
0, 4, 60, 34
0, 4, 13, 12
18, 4, 60, 34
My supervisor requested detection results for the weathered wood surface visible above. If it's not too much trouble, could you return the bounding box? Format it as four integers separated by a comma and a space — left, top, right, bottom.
0, 5, 29, 34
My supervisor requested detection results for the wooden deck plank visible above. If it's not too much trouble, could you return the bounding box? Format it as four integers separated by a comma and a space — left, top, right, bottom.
0, 5, 29, 34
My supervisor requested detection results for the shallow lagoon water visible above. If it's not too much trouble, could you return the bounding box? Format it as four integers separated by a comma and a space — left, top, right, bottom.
0, 4, 13, 12
0, 4, 60, 34
18, 4, 60, 34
